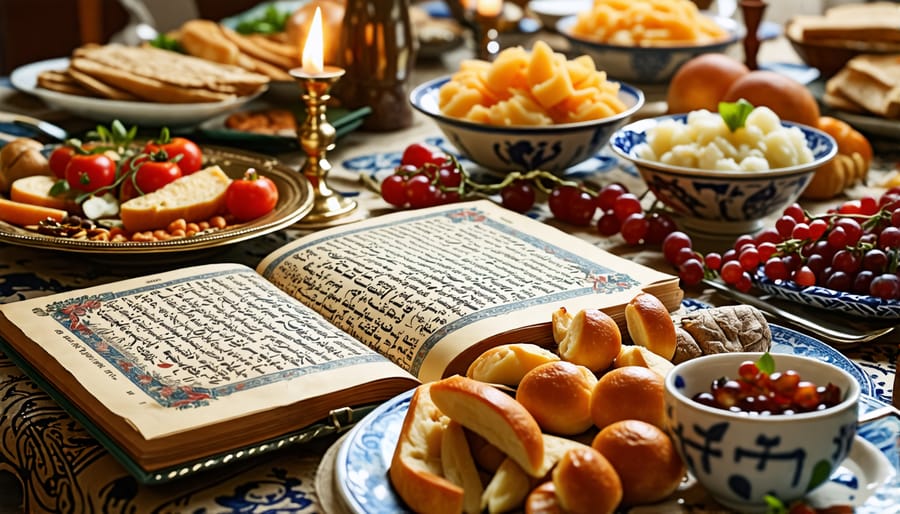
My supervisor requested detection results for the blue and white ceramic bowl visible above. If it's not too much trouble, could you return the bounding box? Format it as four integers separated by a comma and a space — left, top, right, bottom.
409, 76, 644, 172
556, 15, 745, 84
665, 352, 861, 513
610, 114, 837, 235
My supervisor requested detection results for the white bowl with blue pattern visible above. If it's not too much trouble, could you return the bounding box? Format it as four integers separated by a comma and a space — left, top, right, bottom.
556, 15, 745, 84
609, 114, 837, 235
665, 352, 861, 512
409, 76, 644, 172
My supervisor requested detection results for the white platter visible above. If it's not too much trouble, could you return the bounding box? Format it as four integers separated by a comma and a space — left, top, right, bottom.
10, 57, 264, 127
332, 323, 894, 513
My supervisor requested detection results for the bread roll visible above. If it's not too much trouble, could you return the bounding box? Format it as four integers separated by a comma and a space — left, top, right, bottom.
625, 292, 676, 360
614, 345, 674, 378
466, 431, 506, 473
119, 165, 232, 232
525, 481, 562, 514
466, 343, 559, 386
430, 375, 544, 477
10, 175, 77, 212
591, 419, 685, 506
0, 138, 51, 193
555, 308, 622, 372
590, 366, 666, 430
552, 447, 622, 514
481, 457, 533, 514
389, 384, 464, 514
441, 421, 483, 514
516, 361, 596, 435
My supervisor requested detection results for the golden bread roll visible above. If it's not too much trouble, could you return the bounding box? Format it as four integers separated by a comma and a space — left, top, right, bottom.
525, 481, 562, 514
119, 166, 232, 232
10, 175, 77, 212
535, 433, 592, 478
555, 308, 622, 372
516, 361, 596, 435
625, 292, 677, 360
389, 383, 464, 514
551, 307, 572, 343
481, 457, 533, 513
466, 431, 506, 473
466, 343, 560, 386
590, 366, 666, 430
440, 421, 483, 514
614, 345, 674, 378
591, 419, 685, 506
430, 375, 544, 477
0, 138, 51, 193
552, 447, 622, 514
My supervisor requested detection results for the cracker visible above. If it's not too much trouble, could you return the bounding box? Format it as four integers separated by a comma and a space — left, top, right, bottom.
36, 70, 97, 97
73, 44, 268, 96
69, 57, 237, 103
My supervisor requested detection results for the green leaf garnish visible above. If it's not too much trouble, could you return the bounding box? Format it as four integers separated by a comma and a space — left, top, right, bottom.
719, 99, 754, 132
763, 494, 787, 514
756, 352, 775, 375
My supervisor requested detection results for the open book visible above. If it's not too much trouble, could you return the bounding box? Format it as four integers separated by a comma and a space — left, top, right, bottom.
0, 200, 682, 483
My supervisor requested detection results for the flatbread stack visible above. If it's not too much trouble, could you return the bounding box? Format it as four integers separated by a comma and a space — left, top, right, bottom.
825, 54, 900, 119
36, 44, 269, 103
177, 19, 300, 81
789, 1, 900, 49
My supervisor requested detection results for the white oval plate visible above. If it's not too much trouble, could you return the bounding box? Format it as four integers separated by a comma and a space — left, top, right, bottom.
333, 323, 892, 513
10, 57, 265, 127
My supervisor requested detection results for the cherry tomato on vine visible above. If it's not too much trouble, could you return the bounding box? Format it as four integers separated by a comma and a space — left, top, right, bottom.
49, 146, 76, 179
380, 174, 408, 207
225, 168, 279, 221
144, 134, 203, 174
134, 160, 182, 194
65, 153, 117, 193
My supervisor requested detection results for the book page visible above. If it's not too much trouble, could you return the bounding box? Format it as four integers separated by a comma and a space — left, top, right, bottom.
0, 263, 413, 440
258, 200, 681, 382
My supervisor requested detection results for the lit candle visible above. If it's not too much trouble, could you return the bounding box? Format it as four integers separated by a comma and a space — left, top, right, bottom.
301, 6, 325, 74
461, 0, 477, 10
476, 0, 502, 17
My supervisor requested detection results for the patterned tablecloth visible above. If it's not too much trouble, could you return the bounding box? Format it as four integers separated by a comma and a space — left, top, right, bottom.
1, 39, 899, 514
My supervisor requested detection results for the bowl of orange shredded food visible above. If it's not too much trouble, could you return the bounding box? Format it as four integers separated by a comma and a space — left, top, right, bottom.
557, 0, 744, 84
409, 40, 644, 172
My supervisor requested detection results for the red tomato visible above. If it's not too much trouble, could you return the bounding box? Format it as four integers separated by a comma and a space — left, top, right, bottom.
144, 137, 203, 174
134, 160, 182, 194
65, 153, 116, 193
225, 169, 279, 222
48, 146, 76, 179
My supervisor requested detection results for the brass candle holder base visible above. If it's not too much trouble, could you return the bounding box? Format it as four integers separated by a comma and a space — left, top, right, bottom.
290, 66, 357, 224
475, 13, 501, 61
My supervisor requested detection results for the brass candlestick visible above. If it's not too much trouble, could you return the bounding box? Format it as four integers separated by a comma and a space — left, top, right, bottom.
290, 66, 357, 223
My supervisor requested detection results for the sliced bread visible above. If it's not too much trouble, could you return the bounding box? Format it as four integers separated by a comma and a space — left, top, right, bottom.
119, 165, 232, 232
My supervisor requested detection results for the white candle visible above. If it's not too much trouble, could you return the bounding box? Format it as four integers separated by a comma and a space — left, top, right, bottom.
476, 0, 502, 17
301, 6, 325, 74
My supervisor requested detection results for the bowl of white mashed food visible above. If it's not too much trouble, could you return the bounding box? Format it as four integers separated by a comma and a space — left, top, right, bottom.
609, 106, 837, 235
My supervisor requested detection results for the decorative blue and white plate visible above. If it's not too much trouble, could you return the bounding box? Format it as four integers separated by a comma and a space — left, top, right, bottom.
754, 268, 900, 320
333, 324, 894, 513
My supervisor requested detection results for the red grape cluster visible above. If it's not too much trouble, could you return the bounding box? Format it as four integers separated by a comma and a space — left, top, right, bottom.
380, 143, 679, 244
664, 189, 900, 300
691, 358, 842, 415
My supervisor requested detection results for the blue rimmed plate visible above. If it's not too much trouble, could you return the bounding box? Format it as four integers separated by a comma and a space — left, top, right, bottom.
754, 268, 900, 320
333, 323, 890, 513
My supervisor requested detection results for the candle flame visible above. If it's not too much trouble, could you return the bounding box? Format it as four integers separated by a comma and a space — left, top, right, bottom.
477, 0, 502, 17
302, 6, 325, 74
